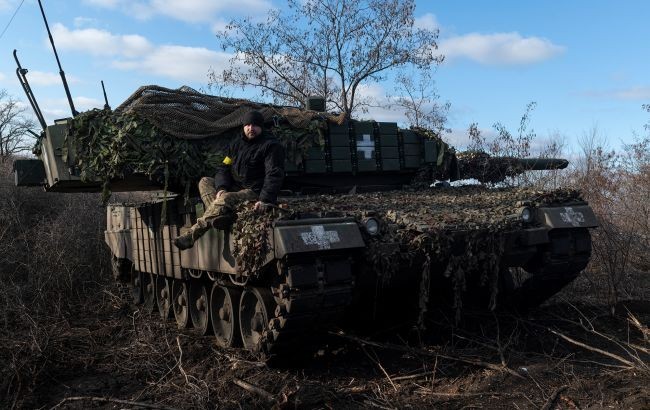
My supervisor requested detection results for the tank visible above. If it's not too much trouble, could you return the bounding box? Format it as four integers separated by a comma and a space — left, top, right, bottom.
14, 86, 598, 359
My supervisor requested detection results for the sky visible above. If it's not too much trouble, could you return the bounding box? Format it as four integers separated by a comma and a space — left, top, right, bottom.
0, 0, 649, 153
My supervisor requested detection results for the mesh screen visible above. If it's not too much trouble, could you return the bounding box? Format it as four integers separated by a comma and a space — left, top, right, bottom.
116, 85, 344, 140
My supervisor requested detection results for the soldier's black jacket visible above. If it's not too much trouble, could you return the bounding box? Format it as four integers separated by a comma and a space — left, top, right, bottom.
214, 131, 285, 203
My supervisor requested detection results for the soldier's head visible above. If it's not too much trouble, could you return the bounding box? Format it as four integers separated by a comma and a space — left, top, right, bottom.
242, 110, 264, 140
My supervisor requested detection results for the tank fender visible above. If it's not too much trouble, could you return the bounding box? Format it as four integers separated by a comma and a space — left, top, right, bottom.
273, 217, 366, 259
537, 205, 599, 229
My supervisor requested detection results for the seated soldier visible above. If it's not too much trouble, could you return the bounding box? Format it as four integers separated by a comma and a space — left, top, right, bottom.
174, 110, 285, 250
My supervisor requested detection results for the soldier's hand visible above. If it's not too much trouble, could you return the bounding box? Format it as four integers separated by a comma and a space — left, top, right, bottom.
254, 201, 273, 212
216, 190, 226, 200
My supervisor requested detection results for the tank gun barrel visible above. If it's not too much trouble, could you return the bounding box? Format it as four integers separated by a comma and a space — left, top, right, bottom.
513, 157, 568, 171
457, 152, 569, 183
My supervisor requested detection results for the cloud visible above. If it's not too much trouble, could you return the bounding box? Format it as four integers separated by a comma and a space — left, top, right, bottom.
113, 45, 232, 82
445, 128, 473, 148
0, 0, 14, 12
74, 96, 104, 110
82, 0, 121, 8
0, 70, 65, 88
42, 107, 69, 121
351, 83, 407, 123
414, 13, 439, 32
82, 0, 272, 23
211, 18, 231, 34
52, 23, 153, 58
25, 71, 60, 86
611, 86, 650, 101
52, 24, 232, 83
438, 32, 566, 65
73, 16, 98, 28
42, 96, 105, 122
581, 86, 650, 101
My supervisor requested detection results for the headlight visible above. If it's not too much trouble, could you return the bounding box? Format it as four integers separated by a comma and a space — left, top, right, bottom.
520, 207, 533, 223
363, 217, 380, 236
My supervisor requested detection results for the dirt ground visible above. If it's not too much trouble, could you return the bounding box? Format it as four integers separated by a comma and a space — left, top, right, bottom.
2, 270, 649, 410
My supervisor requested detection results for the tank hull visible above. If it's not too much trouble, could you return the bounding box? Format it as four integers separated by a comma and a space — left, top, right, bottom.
105, 189, 598, 358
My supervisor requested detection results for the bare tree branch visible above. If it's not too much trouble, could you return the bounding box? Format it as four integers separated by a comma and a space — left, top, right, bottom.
0, 89, 37, 162
213, 0, 441, 118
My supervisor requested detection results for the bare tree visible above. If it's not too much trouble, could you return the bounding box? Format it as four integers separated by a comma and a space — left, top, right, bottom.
465, 103, 538, 159
491, 102, 537, 158
213, 0, 442, 118
390, 69, 450, 133
0, 89, 36, 162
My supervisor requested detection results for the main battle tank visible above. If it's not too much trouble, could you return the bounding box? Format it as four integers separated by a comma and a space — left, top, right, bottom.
14, 86, 598, 359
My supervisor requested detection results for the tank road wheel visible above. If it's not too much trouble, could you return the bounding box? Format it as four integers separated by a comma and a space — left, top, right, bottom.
172, 280, 190, 329
189, 282, 211, 335
239, 287, 275, 352
156, 276, 172, 319
142, 273, 157, 312
210, 285, 242, 348
132, 271, 144, 305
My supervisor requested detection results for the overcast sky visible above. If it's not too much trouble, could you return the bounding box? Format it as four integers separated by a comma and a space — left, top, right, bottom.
0, 0, 648, 152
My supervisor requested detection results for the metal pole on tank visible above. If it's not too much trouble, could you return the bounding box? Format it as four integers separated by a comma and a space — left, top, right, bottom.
37, 0, 78, 117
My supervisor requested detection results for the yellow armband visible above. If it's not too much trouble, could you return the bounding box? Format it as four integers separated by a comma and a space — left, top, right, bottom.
223, 156, 232, 165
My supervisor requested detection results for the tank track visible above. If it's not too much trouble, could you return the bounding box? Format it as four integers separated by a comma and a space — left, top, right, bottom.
263, 258, 354, 357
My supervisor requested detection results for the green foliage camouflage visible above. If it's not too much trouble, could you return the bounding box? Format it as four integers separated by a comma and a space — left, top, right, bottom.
67, 109, 231, 202
272, 120, 326, 167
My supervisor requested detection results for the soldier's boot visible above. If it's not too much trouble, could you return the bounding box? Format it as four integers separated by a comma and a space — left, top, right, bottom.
173, 225, 210, 250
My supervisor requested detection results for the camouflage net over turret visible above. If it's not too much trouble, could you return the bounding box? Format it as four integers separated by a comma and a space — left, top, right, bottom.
231, 186, 584, 324
66, 85, 340, 200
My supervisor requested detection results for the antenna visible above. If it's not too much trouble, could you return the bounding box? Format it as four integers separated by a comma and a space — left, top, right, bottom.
13, 49, 47, 131
101, 80, 111, 110
37, 0, 78, 117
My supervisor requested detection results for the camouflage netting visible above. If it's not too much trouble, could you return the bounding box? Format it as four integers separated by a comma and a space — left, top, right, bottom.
230, 186, 584, 323
115, 85, 345, 139
66, 85, 340, 200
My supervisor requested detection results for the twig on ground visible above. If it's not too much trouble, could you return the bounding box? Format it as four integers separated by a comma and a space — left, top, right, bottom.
50, 396, 179, 410
331, 330, 524, 379
413, 387, 516, 398
547, 328, 636, 368
391, 370, 436, 382
233, 377, 275, 403
361, 346, 398, 392
627, 310, 650, 342
418, 391, 498, 398
540, 385, 568, 410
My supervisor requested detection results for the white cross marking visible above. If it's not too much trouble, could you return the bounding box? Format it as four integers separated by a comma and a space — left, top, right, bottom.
357, 133, 375, 159
300, 225, 341, 249
560, 207, 585, 227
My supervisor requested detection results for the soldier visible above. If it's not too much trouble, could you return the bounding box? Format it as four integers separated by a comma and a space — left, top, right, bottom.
174, 110, 285, 250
